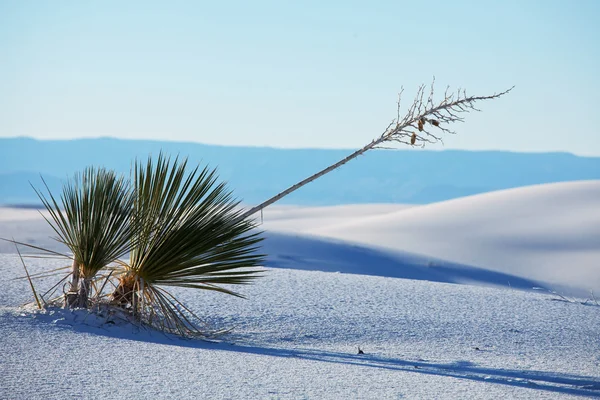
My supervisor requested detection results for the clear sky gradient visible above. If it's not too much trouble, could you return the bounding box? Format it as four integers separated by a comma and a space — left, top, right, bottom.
1, 1, 599, 155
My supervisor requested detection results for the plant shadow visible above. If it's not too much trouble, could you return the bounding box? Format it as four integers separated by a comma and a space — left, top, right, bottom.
55, 312, 600, 398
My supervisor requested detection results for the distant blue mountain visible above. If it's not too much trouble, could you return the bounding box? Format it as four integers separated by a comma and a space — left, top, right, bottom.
0, 137, 598, 206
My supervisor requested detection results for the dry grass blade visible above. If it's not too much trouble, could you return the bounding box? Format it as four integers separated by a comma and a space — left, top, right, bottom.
14, 240, 43, 309
0, 238, 71, 259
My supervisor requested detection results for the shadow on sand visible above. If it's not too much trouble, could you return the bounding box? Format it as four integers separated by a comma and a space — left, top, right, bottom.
262, 232, 547, 291
53, 312, 599, 398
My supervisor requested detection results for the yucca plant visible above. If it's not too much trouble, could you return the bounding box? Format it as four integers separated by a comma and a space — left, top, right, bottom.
19, 155, 264, 336
34, 167, 134, 308
12, 81, 511, 337
108, 154, 265, 336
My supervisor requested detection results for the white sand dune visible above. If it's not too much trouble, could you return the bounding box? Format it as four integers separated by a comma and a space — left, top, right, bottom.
261, 181, 600, 292
259, 203, 412, 232
0, 207, 50, 222
1, 181, 598, 293
1, 182, 599, 398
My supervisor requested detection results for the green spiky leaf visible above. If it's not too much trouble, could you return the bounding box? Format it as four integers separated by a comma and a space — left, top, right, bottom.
126, 154, 265, 295
34, 167, 134, 279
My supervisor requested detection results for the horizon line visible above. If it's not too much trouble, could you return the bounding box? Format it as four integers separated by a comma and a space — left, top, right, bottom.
0, 135, 596, 158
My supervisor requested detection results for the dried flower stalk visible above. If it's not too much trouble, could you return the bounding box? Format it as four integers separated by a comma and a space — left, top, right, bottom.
241, 80, 513, 220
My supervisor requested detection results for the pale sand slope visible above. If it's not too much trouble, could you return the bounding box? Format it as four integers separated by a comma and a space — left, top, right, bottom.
1, 255, 599, 399
1, 181, 598, 292
259, 204, 413, 232
0, 203, 548, 294
261, 181, 600, 292
0, 207, 51, 221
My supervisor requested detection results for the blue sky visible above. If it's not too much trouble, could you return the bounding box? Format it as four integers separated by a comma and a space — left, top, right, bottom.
1, 0, 599, 155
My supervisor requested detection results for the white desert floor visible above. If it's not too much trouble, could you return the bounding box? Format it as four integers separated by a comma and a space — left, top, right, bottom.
0, 181, 599, 399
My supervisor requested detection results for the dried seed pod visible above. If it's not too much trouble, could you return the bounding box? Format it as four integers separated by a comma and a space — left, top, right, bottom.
417, 120, 424, 132
420, 117, 426, 124
411, 132, 417, 145
431, 119, 440, 127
